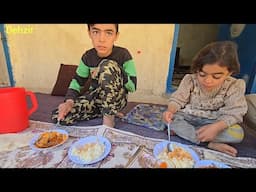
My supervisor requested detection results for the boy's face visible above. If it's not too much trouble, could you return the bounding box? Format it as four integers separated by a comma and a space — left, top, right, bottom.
88, 24, 119, 57
197, 63, 232, 91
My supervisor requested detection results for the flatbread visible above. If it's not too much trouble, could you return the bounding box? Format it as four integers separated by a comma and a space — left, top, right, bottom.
0, 133, 34, 152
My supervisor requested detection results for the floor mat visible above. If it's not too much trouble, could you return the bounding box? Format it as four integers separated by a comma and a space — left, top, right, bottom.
121, 103, 167, 131
30, 93, 256, 158
1, 120, 255, 168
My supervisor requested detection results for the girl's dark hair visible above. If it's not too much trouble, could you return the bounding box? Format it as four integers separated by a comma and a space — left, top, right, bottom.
191, 41, 240, 75
87, 24, 119, 33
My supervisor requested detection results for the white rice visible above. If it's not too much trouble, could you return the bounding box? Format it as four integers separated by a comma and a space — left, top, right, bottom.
72, 142, 105, 163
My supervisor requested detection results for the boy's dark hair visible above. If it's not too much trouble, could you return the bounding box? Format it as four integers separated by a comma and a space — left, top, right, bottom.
87, 24, 119, 33
191, 41, 240, 75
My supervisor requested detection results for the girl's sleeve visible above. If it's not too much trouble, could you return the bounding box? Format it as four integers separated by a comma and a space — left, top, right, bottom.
168, 74, 194, 111
218, 79, 248, 126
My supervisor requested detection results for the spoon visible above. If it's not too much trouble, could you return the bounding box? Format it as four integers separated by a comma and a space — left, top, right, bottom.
167, 142, 174, 152
167, 123, 171, 142
55, 119, 61, 129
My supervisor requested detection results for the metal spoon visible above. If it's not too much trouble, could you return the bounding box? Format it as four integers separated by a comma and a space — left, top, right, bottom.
167, 143, 173, 152
167, 123, 171, 142
55, 119, 61, 129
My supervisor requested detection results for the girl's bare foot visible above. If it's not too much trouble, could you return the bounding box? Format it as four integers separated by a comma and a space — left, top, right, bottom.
208, 142, 237, 157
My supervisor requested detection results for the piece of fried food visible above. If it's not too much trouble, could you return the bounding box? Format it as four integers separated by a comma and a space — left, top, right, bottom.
35, 131, 67, 148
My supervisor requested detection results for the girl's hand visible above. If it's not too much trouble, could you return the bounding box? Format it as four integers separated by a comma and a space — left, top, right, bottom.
196, 124, 220, 142
163, 110, 174, 124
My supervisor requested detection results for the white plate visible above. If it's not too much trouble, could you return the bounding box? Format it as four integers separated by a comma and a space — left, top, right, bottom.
194, 160, 231, 168
153, 141, 200, 162
29, 129, 69, 151
68, 136, 111, 165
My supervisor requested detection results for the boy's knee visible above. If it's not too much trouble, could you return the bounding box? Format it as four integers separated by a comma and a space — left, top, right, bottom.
99, 59, 118, 70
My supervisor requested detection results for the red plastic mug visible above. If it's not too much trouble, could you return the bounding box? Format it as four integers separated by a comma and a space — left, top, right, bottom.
0, 87, 38, 133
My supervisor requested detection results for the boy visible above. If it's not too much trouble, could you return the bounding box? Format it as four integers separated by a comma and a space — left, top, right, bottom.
52, 24, 137, 127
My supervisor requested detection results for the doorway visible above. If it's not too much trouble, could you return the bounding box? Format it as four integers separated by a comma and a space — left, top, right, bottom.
166, 24, 220, 93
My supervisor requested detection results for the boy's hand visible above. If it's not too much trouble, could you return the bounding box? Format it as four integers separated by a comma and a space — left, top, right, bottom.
91, 68, 99, 79
57, 99, 74, 121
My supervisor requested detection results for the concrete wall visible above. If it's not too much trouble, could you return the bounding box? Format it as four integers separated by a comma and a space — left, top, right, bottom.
177, 24, 219, 66
5, 24, 174, 101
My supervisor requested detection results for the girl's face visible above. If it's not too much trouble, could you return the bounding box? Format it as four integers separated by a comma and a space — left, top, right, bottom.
197, 63, 232, 91
88, 24, 119, 58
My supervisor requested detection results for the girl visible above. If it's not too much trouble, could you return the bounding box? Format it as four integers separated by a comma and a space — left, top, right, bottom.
163, 41, 248, 157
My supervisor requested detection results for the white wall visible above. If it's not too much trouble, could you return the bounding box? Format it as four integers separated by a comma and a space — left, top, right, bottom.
5, 24, 175, 102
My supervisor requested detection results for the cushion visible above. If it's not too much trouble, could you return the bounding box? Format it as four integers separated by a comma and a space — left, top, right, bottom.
51, 64, 77, 96
244, 94, 256, 130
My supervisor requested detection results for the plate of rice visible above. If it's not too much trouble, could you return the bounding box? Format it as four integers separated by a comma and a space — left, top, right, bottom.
30, 129, 69, 151
68, 136, 111, 165
153, 141, 200, 168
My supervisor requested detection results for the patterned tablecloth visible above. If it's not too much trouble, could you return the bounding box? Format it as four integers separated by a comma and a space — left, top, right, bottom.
0, 120, 256, 168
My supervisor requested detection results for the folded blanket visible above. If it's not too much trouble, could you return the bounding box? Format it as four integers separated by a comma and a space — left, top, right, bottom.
122, 104, 167, 131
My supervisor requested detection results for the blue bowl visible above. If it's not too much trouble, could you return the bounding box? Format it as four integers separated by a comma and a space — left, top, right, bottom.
194, 159, 231, 168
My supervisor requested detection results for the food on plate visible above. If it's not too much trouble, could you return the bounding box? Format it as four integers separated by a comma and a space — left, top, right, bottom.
71, 142, 105, 163
157, 144, 194, 168
157, 161, 168, 168
35, 131, 68, 148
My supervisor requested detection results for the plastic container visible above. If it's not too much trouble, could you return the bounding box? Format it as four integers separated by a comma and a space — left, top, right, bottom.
0, 87, 38, 133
